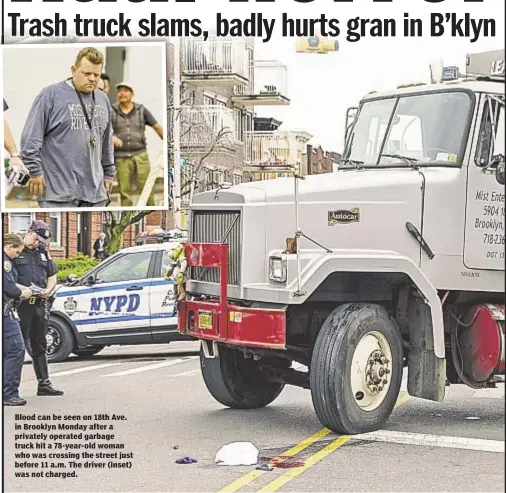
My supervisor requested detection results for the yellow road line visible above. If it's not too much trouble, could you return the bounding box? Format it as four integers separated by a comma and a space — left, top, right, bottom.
257, 436, 352, 493
256, 393, 412, 493
218, 392, 412, 493
217, 428, 331, 493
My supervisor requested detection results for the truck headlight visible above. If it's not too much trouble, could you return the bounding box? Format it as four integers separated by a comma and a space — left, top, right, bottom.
269, 256, 287, 283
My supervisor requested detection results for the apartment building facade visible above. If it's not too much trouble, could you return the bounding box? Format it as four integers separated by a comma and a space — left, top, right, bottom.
166, 37, 317, 205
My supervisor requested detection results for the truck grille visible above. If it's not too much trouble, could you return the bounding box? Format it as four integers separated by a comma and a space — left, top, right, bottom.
189, 210, 242, 285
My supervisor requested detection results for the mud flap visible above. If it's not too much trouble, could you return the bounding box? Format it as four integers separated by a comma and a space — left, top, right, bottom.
407, 296, 446, 402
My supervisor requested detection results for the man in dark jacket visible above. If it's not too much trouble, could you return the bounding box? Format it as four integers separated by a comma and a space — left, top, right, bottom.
93, 232, 108, 260
111, 82, 163, 206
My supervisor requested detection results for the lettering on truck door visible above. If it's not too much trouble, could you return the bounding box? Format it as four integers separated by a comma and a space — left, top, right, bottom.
149, 248, 178, 342
464, 94, 505, 270
84, 251, 155, 333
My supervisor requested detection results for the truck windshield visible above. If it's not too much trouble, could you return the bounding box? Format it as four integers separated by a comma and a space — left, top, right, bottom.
342, 91, 473, 167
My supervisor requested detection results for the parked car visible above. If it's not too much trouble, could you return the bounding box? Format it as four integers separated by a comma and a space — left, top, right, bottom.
48, 241, 190, 362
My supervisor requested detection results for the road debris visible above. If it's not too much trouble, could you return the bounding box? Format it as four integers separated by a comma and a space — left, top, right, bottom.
175, 456, 198, 464
215, 442, 259, 466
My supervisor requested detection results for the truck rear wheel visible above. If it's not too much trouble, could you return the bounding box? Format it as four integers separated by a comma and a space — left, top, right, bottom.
200, 343, 285, 409
310, 303, 403, 435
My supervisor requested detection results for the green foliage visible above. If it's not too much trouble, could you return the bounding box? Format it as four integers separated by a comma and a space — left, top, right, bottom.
55, 254, 99, 282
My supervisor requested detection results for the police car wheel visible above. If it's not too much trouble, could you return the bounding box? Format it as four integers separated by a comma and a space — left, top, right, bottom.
73, 347, 105, 358
200, 344, 285, 409
46, 318, 75, 363
310, 303, 403, 435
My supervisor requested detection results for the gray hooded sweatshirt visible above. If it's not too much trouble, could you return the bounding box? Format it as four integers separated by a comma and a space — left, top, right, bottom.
21, 80, 115, 203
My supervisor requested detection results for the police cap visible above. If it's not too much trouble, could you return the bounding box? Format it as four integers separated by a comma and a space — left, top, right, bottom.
29, 220, 51, 244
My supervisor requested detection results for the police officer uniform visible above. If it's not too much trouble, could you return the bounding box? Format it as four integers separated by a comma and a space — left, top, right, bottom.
3, 252, 27, 406
13, 221, 64, 396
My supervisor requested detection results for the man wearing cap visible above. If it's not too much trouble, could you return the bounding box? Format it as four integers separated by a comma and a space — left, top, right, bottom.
111, 82, 163, 206
13, 220, 63, 396
20, 47, 115, 208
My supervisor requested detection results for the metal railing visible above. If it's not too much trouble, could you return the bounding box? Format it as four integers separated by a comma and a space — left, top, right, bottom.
180, 105, 240, 148
243, 131, 308, 167
182, 38, 249, 80
234, 61, 288, 98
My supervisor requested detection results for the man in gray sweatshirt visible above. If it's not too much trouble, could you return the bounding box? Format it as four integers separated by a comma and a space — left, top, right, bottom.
21, 47, 115, 208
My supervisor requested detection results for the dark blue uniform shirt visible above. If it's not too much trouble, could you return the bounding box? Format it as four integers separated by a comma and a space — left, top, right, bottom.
3, 253, 22, 337
12, 246, 57, 289
3, 252, 21, 302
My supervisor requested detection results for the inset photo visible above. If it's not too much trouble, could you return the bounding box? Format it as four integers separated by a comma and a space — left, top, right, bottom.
2, 41, 167, 211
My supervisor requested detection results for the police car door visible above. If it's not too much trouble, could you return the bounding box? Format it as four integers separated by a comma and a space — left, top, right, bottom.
84, 250, 156, 333
464, 93, 505, 272
149, 247, 177, 342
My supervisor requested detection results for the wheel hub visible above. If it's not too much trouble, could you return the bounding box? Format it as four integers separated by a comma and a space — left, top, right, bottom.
46, 327, 61, 356
350, 332, 394, 411
366, 350, 390, 393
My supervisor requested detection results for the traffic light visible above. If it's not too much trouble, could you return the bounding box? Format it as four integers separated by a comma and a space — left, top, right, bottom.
296, 36, 339, 54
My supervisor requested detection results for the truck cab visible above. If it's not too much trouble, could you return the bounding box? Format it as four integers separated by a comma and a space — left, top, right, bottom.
177, 51, 505, 434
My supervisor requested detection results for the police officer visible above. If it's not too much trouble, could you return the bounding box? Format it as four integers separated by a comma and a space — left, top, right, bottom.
13, 220, 64, 396
3, 233, 33, 406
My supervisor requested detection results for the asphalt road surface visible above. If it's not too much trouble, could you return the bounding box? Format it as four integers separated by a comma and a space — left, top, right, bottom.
4, 343, 505, 492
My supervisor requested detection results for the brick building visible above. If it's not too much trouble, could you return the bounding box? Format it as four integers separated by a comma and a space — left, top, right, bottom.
3, 211, 165, 260
304, 145, 342, 175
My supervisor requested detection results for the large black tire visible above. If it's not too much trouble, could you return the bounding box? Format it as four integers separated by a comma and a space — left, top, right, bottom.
46, 318, 75, 363
200, 344, 285, 409
73, 346, 105, 358
310, 303, 403, 435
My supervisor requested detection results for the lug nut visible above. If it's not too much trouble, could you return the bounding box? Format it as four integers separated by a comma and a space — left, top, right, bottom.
378, 386, 383, 391
385, 369, 391, 374
383, 379, 388, 384
372, 386, 378, 392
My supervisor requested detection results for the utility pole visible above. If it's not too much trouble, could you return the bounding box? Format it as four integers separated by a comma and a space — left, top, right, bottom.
172, 36, 182, 229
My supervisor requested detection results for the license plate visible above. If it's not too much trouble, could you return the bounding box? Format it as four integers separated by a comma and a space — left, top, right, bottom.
198, 310, 213, 330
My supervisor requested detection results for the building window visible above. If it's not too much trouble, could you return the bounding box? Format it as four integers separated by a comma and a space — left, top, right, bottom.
8, 212, 35, 235
203, 95, 214, 106
49, 212, 61, 247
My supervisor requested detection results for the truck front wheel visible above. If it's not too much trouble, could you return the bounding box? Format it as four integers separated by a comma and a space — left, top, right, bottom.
310, 303, 403, 435
200, 343, 285, 409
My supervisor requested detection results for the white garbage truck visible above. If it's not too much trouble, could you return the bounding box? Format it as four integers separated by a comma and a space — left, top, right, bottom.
177, 50, 505, 435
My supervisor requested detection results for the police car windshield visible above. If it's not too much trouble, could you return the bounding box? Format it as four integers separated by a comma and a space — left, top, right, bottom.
342, 91, 472, 168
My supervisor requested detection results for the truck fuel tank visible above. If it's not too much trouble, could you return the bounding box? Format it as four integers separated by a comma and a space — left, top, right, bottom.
455, 304, 505, 385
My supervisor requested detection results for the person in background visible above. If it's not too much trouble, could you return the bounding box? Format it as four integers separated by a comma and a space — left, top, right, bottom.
111, 82, 163, 206
21, 47, 115, 208
93, 232, 108, 260
3, 233, 32, 406
13, 221, 63, 397
100, 73, 111, 95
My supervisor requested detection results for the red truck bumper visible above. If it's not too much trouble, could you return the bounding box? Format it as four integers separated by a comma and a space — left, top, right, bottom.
177, 243, 287, 349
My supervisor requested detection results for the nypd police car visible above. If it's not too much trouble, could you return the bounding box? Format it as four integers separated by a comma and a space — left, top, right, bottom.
48, 241, 189, 362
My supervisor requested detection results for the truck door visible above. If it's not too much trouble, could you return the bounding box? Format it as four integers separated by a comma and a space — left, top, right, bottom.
464, 93, 505, 271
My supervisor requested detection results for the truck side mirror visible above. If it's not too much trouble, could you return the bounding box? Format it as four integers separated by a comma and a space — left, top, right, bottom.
67, 274, 77, 283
